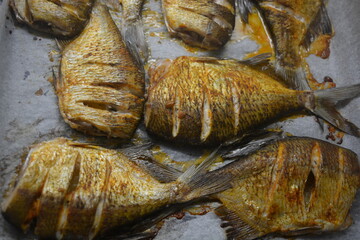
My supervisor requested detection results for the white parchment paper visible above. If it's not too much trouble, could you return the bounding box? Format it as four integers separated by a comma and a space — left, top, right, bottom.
0, 0, 359, 239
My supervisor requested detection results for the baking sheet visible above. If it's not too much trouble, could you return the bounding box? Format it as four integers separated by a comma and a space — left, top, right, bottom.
0, 0, 360, 239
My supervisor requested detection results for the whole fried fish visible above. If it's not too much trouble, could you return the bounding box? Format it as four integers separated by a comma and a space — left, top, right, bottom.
9, 0, 95, 37
119, 0, 149, 64
57, 3, 145, 139
162, 0, 236, 50
213, 137, 360, 239
1, 138, 230, 239
145, 56, 360, 145
237, 0, 333, 89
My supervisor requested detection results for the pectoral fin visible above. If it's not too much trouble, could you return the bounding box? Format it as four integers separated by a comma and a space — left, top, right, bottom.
215, 206, 263, 240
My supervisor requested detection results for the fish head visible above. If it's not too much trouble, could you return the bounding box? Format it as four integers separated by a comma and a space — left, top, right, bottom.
10, 0, 94, 37
278, 140, 360, 233
162, 0, 235, 50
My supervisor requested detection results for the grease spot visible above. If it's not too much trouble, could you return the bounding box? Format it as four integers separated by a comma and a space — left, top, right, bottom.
23, 71, 30, 80
35, 88, 44, 96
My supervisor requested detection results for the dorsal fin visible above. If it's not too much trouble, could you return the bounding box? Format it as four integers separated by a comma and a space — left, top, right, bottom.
215, 206, 263, 240
220, 130, 285, 160
120, 143, 182, 183
55, 39, 72, 51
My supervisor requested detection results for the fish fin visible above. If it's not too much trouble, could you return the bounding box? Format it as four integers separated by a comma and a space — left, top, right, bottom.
121, 143, 182, 183
177, 146, 222, 184
141, 161, 182, 183
236, 0, 256, 23
120, 142, 154, 157
304, 84, 360, 137
238, 53, 272, 66
55, 38, 72, 51
302, 3, 333, 50
122, 202, 193, 237
275, 63, 311, 90
221, 130, 285, 160
215, 206, 263, 240
123, 19, 149, 66
176, 146, 232, 202
279, 226, 323, 237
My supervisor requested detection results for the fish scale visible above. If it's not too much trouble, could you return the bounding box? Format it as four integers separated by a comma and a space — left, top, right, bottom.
10, 0, 94, 37
162, 0, 235, 49
2, 138, 233, 239
146, 56, 303, 145
214, 137, 360, 239
57, 3, 145, 139
146, 56, 360, 145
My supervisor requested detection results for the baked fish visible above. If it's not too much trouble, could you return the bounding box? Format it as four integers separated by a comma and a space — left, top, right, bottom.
162, 0, 236, 50
120, 0, 149, 64
1, 138, 230, 239
145, 56, 360, 145
9, 0, 95, 37
57, 3, 145, 139
213, 136, 360, 239
237, 0, 333, 90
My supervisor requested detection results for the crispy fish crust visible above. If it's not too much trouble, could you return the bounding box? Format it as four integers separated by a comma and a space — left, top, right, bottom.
9, 0, 95, 37
57, 3, 145, 139
1, 138, 231, 239
162, 0, 236, 50
145, 56, 360, 145
214, 137, 360, 239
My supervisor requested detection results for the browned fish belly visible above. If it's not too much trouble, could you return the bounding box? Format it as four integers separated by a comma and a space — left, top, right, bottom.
145, 56, 360, 145
57, 3, 145, 139
213, 137, 360, 239
162, 0, 236, 50
9, 0, 95, 37
1, 138, 231, 239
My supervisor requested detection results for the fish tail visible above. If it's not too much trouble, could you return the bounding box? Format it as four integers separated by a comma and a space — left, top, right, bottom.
123, 18, 149, 65
303, 84, 360, 137
175, 147, 232, 202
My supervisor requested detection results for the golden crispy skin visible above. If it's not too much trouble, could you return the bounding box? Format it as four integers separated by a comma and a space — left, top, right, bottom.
162, 0, 235, 49
1, 138, 231, 239
10, 0, 94, 37
214, 137, 360, 239
57, 3, 145, 139
145, 56, 303, 145
1, 138, 176, 239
